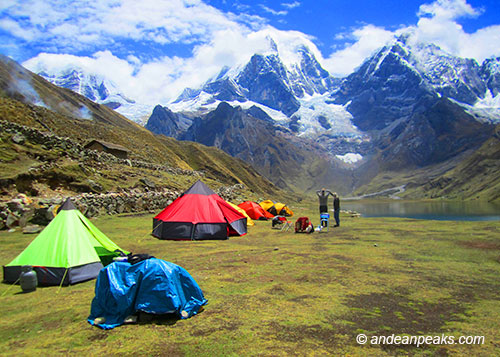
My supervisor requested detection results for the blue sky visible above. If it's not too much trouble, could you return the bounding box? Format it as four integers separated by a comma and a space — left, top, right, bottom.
1, 0, 499, 104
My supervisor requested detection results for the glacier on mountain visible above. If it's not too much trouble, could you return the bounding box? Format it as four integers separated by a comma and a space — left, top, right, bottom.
336, 153, 363, 164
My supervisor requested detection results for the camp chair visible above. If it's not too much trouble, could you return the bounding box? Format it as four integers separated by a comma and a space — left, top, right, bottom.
281, 220, 293, 232
272, 216, 286, 229
319, 213, 330, 232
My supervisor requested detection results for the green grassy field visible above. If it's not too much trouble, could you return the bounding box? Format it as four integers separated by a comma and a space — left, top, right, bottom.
1, 202, 499, 356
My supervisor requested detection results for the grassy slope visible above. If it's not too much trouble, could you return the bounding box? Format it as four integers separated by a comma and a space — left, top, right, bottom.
0, 96, 282, 199
0, 54, 281, 197
1, 202, 499, 355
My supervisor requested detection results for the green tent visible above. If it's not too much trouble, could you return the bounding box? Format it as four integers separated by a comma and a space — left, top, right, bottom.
3, 199, 127, 286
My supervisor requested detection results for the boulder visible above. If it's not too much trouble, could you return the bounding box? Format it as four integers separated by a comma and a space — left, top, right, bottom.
7, 199, 24, 214
139, 178, 156, 189
18, 208, 35, 228
6, 212, 20, 228
23, 224, 43, 234
11, 132, 25, 144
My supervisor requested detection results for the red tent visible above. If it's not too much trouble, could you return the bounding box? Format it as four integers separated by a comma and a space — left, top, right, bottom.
238, 201, 274, 220
152, 181, 247, 240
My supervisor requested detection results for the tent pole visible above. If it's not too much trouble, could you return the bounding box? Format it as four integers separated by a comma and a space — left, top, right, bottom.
1, 277, 20, 297
151, 219, 163, 237
57, 268, 69, 293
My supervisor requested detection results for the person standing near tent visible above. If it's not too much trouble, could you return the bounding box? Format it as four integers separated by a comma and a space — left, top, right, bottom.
332, 193, 340, 227
316, 188, 332, 214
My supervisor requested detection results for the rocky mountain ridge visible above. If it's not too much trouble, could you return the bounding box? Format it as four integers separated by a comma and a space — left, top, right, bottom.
17, 35, 500, 198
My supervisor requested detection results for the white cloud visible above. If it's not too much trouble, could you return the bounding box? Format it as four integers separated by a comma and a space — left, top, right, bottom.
417, 0, 481, 20
282, 2, 301, 10
7, 0, 500, 109
323, 25, 396, 76
0, 18, 37, 41
1, 0, 245, 52
411, 0, 500, 62
324, 0, 500, 76
259, 4, 287, 16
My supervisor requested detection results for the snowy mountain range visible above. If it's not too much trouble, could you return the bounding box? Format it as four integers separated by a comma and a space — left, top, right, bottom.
332, 35, 500, 131
169, 38, 361, 141
29, 34, 499, 193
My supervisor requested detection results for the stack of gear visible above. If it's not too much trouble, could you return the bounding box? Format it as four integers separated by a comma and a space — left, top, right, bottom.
272, 216, 287, 228
88, 257, 207, 329
295, 217, 314, 234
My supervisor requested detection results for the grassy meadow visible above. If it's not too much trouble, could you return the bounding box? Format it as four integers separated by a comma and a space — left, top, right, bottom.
1, 201, 500, 356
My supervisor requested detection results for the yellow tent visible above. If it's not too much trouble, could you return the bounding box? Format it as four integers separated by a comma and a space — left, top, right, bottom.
228, 202, 254, 226
259, 200, 293, 217
274, 202, 293, 217
259, 200, 276, 215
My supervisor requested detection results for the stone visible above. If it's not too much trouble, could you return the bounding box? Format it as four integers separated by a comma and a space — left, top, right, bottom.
11, 132, 25, 144
6, 213, 20, 228
23, 224, 43, 234
30, 208, 51, 226
140, 178, 156, 189
18, 208, 35, 228
46, 205, 57, 221
7, 199, 24, 213
0, 207, 9, 220
16, 193, 32, 205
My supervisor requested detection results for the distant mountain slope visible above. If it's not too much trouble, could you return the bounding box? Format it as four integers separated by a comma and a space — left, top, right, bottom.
378, 97, 493, 169
179, 102, 354, 193
419, 127, 500, 201
0, 55, 280, 198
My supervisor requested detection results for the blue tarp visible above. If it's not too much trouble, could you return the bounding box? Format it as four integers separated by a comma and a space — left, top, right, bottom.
88, 258, 207, 329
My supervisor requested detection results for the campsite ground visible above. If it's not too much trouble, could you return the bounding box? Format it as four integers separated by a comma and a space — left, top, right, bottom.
1, 202, 500, 356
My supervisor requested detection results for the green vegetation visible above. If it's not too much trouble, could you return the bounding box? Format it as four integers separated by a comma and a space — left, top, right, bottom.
1, 202, 499, 355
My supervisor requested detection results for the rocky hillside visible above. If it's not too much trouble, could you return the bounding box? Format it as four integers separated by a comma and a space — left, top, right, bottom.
0, 56, 283, 201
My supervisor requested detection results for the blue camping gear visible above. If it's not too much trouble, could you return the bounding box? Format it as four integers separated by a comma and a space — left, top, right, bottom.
319, 213, 330, 232
88, 258, 207, 329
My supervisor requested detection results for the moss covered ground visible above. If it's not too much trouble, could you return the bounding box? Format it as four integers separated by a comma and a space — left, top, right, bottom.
1, 201, 499, 356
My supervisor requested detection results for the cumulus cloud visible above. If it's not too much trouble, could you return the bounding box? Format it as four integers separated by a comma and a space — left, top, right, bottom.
259, 4, 287, 16
0, 0, 245, 53
411, 0, 500, 61
323, 25, 396, 77
417, 0, 481, 20
323, 0, 500, 76
282, 2, 301, 10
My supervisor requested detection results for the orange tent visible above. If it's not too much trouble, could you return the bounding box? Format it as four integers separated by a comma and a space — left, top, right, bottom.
238, 201, 274, 220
